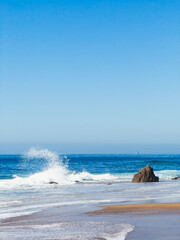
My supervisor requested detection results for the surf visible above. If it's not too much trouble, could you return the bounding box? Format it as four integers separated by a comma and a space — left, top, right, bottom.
0, 148, 117, 189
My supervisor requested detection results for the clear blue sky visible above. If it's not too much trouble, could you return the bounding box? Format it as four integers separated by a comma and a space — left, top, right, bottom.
0, 0, 180, 153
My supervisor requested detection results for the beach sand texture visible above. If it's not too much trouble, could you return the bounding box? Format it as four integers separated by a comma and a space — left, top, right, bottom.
93, 203, 180, 214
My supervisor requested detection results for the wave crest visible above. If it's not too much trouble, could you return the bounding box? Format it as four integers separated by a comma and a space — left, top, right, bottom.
0, 148, 117, 189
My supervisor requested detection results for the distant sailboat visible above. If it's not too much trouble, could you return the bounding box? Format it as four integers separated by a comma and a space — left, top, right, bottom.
136, 149, 139, 155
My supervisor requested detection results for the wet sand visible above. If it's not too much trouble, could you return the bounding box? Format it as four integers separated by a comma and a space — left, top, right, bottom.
122, 214, 180, 240
92, 203, 180, 214
89, 203, 180, 240
1, 203, 180, 240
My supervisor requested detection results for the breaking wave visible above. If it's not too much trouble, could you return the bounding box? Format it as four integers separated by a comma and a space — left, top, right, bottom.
0, 148, 117, 189
0, 148, 179, 190
155, 170, 180, 180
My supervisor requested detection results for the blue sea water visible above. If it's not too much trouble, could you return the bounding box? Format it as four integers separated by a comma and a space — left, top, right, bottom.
0, 148, 180, 240
1, 152, 180, 180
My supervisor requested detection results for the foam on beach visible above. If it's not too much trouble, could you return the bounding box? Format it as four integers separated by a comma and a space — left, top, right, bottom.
0, 221, 134, 240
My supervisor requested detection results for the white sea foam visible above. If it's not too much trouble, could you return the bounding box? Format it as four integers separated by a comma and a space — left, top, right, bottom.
0, 199, 112, 221
0, 210, 37, 222
105, 224, 134, 240
0, 221, 134, 240
155, 170, 180, 180
0, 148, 118, 190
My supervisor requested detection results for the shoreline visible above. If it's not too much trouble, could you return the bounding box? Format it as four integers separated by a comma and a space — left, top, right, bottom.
91, 203, 180, 215
1, 203, 180, 240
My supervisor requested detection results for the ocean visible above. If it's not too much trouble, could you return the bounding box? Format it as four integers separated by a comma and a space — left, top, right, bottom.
0, 148, 180, 240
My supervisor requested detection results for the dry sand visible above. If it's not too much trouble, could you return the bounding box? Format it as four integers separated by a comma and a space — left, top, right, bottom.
92, 203, 180, 214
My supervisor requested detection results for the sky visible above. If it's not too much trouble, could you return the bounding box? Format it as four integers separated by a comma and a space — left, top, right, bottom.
0, 0, 180, 154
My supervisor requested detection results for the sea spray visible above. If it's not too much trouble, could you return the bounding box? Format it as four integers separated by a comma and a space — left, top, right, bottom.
0, 148, 118, 189
25, 147, 66, 169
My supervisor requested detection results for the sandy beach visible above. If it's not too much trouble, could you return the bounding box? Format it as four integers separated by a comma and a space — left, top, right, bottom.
89, 203, 180, 240
1, 202, 180, 240
92, 202, 180, 214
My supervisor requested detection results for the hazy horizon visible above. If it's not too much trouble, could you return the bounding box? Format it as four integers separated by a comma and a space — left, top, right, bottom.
0, 143, 180, 155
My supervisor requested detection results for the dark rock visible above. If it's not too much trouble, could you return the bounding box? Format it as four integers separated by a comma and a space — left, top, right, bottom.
49, 181, 58, 184
107, 183, 112, 185
172, 177, 180, 180
132, 165, 159, 183
95, 238, 106, 240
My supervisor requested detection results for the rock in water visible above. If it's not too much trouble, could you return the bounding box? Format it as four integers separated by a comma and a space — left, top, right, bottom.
172, 177, 180, 180
49, 181, 58, 184
132, 165, 159, 183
